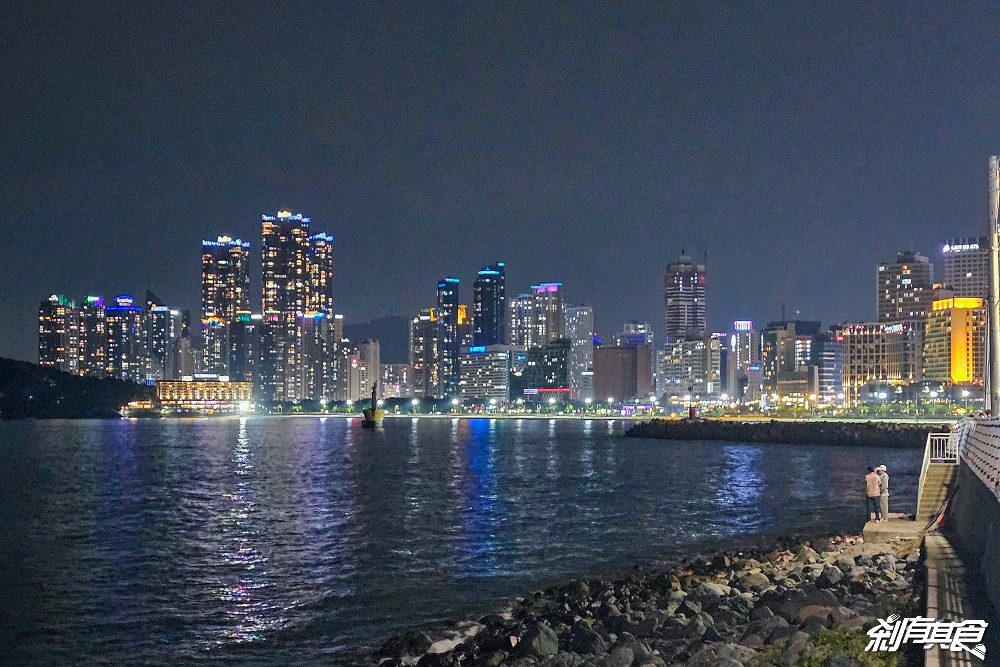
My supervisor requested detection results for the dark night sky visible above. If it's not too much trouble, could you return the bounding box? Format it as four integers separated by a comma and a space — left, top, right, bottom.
3, 2, 999, 362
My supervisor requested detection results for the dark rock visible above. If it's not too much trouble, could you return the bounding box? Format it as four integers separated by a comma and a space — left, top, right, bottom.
379, 630, 433, 658
734, 572, 770, 593
635, 617, 658, 638
475, 651, 508, 667
765, 625, 798, 645
566, 579, 591, 600
854, 555, 872, 567
676, 600, 702, 618
816, 566, 843, 589
827, 606, 858, 628
685, 646, 717, 667
779, 631, 810, 666
799, 615, 831, 634
717, 643, 758, 664
794, 605, 833, 625
659, 617, 689, 640
821, 652, 863, 667
604, 646, 634, 667
569, 625, 607, 656
598, 601, 622, 620
744, 614, 788, 641
834, 556, 855, 574
519, 622, 560, 658
416, 653, 450, 667
749, 606, 774, 622
795, 546, 820, 563
702, 625, 723, 642
740, 634, 764, 650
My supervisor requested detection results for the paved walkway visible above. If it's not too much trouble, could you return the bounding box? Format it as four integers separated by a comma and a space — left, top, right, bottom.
925, 533, 987, 667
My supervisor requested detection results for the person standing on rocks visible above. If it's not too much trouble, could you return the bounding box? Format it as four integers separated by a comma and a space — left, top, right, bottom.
877, 464, 889, 521
865, 466, 882, 522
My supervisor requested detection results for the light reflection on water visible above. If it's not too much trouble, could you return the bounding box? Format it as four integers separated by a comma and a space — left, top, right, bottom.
1, 417, 923, 666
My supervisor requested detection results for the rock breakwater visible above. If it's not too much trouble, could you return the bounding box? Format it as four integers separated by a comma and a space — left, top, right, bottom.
368, 533, 922, 667
625, 419, 948, 448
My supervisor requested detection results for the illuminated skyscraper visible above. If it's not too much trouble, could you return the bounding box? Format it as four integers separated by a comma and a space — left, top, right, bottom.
261, 212, 311, 401
202, 236, 251, 376
531, 282, 564, 343
563, 304, 594, 401
924, 297, 985, 387
877, 251, 934, 323
473, 263, 506, 346
106, 295, 145, 381
436, 278, 460, 397
664, 253, 706, 343
307, 233, 335, 313
144, 290, 173, 381
38, 294, 79, 374
410, 308, 437, 397
79, 295, 106, 377
942, 237, 988, 300
507, 293, 535, 348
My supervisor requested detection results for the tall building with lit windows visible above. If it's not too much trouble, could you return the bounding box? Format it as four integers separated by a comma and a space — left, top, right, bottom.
261, 212, 311, 401
508, 293, 535, 348
145, 290, 174, 381
38, 294, 80, 374
924, 297, 985, 387
106, 295, 145, 381
942, 237, 988, 300
79, 295, 106, 377
531, 282, 564, 343
436, 278, 461, 397
564, 305, 594, 401
307, 232, 335, 313
410, 308, 437, 397
664, 253, 706, 343
473, 263, 506, 346
877, 251, 934, 323
202, 236, 251, 377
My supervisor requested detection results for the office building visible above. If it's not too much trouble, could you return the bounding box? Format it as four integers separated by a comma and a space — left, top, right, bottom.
594, 343, 654, 403
473, 263, 506, 346
508, 293, 535, 347
727, 320, 760, 402
658, 338, 721, 399
614, 321, 654, 348
144, 290, 173, 381
532, 282, 564, 343
380, 364, 412, 398
157, 377, 252, 413
564, 305, 595, 401
521, 339, 571, 401
664, 253, 706, 343
436, 278, 461, 397
38, 294, 79, 374
358, 339, 380, 401
410, 308, 437, 398
835, 321, 923, 406
202, 235, 251, 377
307, 232, 335, 313
877, 251, 934, 323
105, 295, 145, 381
942, 237, 989, 300
459, 345, 515, 405
760, 321, 821, 395
924, 297, 985, 387
813, 332, 844, 404
79, 295, 106, 377
230, 312, 259, 386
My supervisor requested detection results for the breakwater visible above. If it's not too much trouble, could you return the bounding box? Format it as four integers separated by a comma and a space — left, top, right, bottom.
626, 419, 948, 448
368, 532, 921, 667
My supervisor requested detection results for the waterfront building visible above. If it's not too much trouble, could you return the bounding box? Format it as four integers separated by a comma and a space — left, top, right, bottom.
202, 236, 251, 377
261, 212, 311, 401
458, 304, 473, 348
727, 320, 761, 403
38, 294, 79, 374
942, 237, 988, 300
664, 253, 706, 343
156, 376, 252, 413
594, 343, 654, 403
171, 310, 197, 379
563, 305, 595, 401
472, 263, 506, 346
229, 312, 259, 386
813, 331, 844, 404
105, 295, 145, 381
459, 345, 516, 405
332, 341, 362, 402
307, 232, 335, 313
79, 295, 106, 377
507, 293, 535, 348
144, 290, 173, 381
436, 278, 461, 398
409, 308, 437, 398
380, 364, 412, 398
531, 282, 564, 343
520, 339, 571, 402
923, 297, 985, 387
835, 321, 923, 407
760, 321, 820, 395
358, 339, 380, 401
877, 251, 935, 323
658, 339, 708, 399
299, 312, 331, 400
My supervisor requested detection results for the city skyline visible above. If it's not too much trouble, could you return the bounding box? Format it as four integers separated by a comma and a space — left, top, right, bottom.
8, 4, 1000, 362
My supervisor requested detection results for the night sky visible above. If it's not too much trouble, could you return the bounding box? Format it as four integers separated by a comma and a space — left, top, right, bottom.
4, 2, 1000, 362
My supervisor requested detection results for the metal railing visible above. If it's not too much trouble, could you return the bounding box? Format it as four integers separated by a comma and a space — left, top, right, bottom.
929, 433, 957, 463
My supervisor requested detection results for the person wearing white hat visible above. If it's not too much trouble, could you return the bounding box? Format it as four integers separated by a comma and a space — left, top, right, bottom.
877, 465, 889, 521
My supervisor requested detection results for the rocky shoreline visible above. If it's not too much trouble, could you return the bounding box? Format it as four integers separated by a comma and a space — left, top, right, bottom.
625, 419, 948, 449
366, 532, 923, 667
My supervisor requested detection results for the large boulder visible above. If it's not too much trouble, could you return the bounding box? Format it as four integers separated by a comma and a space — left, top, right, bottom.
816, 565, 843, 589
717, 643, 758, 664
779, 631, 811, 666
518, 621, 559, 658
569, 624, 606, 655
379, 630, 433, 658
604, 645, 634, 667
734, 572, 771, 594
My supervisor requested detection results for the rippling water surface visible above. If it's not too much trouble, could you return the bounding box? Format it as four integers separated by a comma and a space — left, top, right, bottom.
0, 417, 922, 665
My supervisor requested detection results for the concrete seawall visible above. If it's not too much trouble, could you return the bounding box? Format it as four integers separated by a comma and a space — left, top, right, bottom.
943, 460, 1000, 616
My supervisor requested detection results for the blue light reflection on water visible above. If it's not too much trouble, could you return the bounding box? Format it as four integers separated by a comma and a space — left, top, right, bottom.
0, 417, 923, 666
